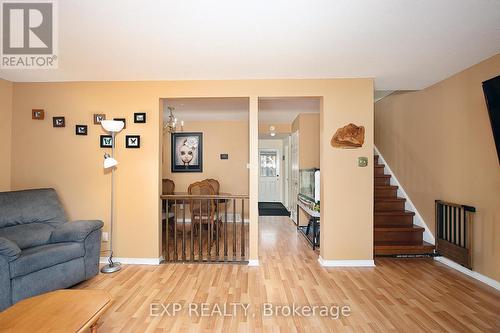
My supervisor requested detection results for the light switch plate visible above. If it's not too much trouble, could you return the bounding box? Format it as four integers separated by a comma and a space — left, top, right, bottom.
358, 157, 368, 167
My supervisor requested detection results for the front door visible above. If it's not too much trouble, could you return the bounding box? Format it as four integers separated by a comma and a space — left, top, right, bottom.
259, 149, 280, 202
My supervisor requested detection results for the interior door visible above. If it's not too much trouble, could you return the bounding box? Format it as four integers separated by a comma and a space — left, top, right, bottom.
290, 131, 299, 223
259, 149, 280, 202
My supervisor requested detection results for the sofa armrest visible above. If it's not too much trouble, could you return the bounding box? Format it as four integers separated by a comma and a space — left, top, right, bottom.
0, 237, 21, 262
50, 220, 104, 243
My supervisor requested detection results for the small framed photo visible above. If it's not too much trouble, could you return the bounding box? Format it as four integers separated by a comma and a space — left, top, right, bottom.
32, 109, 45, 120
134, 112, 146, 123
100, 135, 113, 148
53, 117, 65, 127
75, 125, 88, 136
93, 114, 106, 125
114, 118, 126, 129
125, 135, 140, 148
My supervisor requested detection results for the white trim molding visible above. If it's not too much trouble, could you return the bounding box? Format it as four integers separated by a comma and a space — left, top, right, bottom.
318, 256, 375, 267
247, 259, 259, 266
434, 257, 500, 291
374, 146, 435, 245
100, 257, 161, 265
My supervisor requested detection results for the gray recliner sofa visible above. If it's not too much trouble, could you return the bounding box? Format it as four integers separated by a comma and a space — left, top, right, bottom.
0, 188, 103, 311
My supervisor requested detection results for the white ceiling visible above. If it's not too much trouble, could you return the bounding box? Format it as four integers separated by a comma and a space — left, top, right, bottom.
1, 0, 499, 89
164, 97, 320, 123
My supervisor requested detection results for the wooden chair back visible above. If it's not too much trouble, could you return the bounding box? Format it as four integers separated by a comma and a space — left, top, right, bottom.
204, 179, 220, 194
188, 181, 216, 221
162, 179, 175, 195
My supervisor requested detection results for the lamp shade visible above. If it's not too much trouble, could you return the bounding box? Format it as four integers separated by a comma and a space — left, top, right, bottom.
103, 154, 118, 169
101, 120, 124, 133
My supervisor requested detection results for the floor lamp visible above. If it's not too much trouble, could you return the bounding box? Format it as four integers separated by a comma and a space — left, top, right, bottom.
101, 120, 124, 274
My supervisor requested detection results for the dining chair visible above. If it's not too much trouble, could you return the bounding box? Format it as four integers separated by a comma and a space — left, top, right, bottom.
162, 179, 176, 233
188, 181, 216, 237
204, 179, 220, 195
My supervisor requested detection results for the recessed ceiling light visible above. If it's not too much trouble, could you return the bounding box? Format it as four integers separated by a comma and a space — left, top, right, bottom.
269, 126, 275, 131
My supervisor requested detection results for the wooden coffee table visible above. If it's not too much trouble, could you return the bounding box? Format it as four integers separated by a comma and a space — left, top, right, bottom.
0, 290, 112, 333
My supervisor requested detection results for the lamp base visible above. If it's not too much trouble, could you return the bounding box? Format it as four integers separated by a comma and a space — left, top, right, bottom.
100, 262, 122, 274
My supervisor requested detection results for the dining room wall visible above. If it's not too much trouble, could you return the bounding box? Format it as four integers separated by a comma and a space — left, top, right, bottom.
0, 79, 13, 191
162, 120, 249, 196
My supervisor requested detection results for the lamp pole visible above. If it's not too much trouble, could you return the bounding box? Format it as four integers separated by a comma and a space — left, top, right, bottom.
101, 129, 121, 273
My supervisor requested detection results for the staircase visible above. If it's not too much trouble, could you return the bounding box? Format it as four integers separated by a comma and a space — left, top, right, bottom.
374, 155, 435, 256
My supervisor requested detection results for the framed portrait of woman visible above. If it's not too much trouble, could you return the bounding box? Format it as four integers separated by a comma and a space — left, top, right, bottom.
171, 132, 203, 172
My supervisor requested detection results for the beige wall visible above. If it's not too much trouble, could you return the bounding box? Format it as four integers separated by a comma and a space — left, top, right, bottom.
10, 79, 373, 262
292, 113, 320, 169
321, 82, 374, 261
375, 54, 500, 280
259, 122, 291, 135
0, 79, 13, 191
163, 121, 249, 195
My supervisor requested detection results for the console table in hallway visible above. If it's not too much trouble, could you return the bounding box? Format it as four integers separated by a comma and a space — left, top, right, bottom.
297, 200, 320, 250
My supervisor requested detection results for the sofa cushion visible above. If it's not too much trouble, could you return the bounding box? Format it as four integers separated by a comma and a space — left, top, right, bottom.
0, 237, 21, 262
0, 223, 55, 250
9, 242, 85, 278
0, 188, 68, 229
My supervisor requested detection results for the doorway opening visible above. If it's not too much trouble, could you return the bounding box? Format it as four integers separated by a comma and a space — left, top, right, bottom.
258, 97, 320, 223
159, 97, 250, 263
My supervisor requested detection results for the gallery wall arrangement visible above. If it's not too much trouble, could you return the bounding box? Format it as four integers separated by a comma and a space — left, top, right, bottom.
31, 109, 146, 149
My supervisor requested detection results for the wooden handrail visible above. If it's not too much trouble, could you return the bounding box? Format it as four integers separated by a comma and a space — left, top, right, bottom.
161, 194, 249, 200
435, 200, 476, 212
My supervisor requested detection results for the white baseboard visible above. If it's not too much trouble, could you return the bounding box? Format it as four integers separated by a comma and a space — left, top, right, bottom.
247, 259, 259, 266
374, 146, 435, 245
100, 257, 161, 265
318, 256, 375, 267
434, 256, 500, 291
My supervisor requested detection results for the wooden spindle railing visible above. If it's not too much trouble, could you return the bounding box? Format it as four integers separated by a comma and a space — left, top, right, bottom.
161, 194, 249, 263
435, 200, 476, 269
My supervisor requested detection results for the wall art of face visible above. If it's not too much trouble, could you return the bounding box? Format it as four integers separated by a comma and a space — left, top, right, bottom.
178, 138, 198, 165
179, 145, 194, 165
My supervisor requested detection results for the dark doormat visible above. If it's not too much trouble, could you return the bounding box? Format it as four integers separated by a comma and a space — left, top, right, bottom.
258, 202, 291, 216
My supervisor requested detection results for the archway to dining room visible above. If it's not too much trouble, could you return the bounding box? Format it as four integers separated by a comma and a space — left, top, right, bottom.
158, 97, 250, 263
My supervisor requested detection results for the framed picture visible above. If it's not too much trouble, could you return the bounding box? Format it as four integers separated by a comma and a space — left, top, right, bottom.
171, 132, 203, 172
75, 125, 88, 135
53, 117, 65, 127
134, 112, 146, 123
125, 135, 140, 148
114, 118, 126, 129
32, 109, 44, 120
100, 135, 113, 148
93, 114, 106, 124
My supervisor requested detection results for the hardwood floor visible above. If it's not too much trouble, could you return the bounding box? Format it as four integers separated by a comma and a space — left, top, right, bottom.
78, 216, 500, 332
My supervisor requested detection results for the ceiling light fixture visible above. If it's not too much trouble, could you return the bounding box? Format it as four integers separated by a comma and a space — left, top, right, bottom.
164, 106, 183, 133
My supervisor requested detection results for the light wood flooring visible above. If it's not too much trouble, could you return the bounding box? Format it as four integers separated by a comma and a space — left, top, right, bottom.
78, 216, 500, 332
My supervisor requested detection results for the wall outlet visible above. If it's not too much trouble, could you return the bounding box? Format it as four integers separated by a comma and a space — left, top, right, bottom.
102, 232, 109, 242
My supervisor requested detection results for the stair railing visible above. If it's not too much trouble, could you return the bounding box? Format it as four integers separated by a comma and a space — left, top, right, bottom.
435, 200, 476, 269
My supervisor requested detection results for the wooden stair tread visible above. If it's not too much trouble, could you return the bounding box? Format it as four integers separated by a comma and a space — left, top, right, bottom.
375, 226, 424, 233
375, 197, 405, 202
374, 241, 434, 249
374, 174, 391, 178
375, 185, 398, 189
374, 210, 415, 216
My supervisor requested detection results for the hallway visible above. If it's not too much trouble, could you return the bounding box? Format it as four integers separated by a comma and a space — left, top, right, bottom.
79, 216, 500, 332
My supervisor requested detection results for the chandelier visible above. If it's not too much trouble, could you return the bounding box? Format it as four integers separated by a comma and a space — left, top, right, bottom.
163, 106, 183, 133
